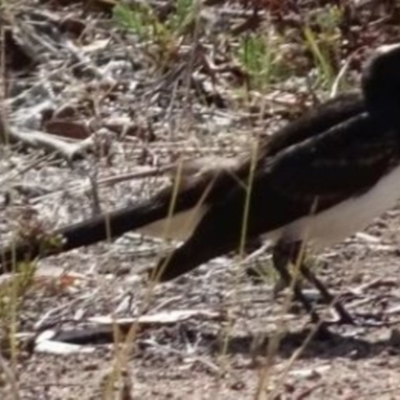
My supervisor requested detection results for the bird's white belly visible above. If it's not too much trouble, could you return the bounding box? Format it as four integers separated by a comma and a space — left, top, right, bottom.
137, 207, 207, 241
264, 163, 400, 248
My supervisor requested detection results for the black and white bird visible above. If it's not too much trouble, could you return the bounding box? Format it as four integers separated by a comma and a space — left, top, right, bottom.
2, 43, 400, 324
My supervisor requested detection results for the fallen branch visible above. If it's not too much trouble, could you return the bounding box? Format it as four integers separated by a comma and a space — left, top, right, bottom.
0, 124, 97, 160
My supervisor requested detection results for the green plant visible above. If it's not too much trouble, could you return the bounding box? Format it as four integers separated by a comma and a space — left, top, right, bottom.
113, 0, 197, 66
113, 2, 167, 43
0, 262, 36, 326
237, 32, 279, 90
169, 0, 197, 35
0, 260, 36, 386
303, 6, 343, 89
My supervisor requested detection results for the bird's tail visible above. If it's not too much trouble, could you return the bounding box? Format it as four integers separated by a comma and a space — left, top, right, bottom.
0, 157, 242, 273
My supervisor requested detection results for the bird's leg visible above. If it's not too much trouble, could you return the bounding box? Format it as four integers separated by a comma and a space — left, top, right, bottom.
272, 240, 321, 324
298, 263, 355, 324
300, 257, 389, 326
249, 239, 381, 326
287, 242, 355, 324
290, 242, 389, 327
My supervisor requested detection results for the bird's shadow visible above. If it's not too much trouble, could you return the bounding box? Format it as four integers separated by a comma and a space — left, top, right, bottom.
199, 326, 398, 361
51, 321, 397, 362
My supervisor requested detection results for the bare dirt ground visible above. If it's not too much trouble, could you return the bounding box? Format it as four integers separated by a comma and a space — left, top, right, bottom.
2, 1, 400, 399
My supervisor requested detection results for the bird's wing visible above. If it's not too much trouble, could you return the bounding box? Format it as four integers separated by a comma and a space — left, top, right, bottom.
262, 91, 365, 157
241, 113, 400, 236
268, 115, 397, 201
176, 112, 399, 248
